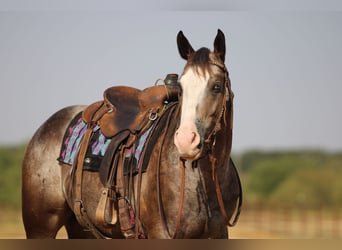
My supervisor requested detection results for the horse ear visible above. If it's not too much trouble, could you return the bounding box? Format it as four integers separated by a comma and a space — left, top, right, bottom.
214, 29, 226, 62
177, 31, 195, 60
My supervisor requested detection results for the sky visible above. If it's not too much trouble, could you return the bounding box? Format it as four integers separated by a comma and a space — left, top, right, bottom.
1, 1, 342, 152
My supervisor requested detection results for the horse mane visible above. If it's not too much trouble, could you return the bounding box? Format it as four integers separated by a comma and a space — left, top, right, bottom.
187, 47, 212, 76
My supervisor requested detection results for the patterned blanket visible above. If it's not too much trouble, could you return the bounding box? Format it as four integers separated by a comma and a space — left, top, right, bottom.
58, 112, 153, 173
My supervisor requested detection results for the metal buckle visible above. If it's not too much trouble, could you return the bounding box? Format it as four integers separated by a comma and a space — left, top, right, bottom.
149, 108, 159, 121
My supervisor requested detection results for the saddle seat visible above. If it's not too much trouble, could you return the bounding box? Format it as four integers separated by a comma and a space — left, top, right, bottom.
82, 76, 179, 139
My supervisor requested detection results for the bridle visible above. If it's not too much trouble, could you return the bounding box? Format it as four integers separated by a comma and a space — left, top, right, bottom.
206, 60, 242, 228
158, 59, 241, 238
204, 58, 233, 147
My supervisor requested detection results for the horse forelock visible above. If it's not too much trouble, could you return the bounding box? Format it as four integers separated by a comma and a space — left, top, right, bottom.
184, 47, 226, 78
184, 47, 210, 76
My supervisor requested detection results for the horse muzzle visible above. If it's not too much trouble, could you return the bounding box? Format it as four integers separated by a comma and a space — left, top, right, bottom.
174, 122, 202, 160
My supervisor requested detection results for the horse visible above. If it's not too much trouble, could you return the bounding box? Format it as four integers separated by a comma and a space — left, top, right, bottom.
22, 29, 242, 239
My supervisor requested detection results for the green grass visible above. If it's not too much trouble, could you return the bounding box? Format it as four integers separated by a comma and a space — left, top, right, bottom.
1, 144, 342, 238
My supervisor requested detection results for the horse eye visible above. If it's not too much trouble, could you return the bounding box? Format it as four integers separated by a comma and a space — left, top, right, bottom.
212, 83, 223, 93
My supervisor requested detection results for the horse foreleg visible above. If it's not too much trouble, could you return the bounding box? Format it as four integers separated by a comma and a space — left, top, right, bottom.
22, 201, 71, 238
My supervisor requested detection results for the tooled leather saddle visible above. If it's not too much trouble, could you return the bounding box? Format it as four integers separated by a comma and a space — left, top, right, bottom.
71, 74, 180, 238
83, 76, 179, 138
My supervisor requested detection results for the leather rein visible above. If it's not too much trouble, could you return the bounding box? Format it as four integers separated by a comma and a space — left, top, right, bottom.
207, 60, 242, 228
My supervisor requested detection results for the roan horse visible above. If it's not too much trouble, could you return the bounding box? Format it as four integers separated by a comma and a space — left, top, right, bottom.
22, 29, 242, 239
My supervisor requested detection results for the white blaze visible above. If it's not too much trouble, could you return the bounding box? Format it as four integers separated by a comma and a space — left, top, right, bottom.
174, 68, 209, 159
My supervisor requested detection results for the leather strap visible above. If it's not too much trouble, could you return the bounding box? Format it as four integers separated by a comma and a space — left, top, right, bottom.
152, 104, 187, 238
172, 159, 186, 238
210, 154, 242, 228
116, 147, 136, 238
95, 129, 132, 227
73, 126, 109, 238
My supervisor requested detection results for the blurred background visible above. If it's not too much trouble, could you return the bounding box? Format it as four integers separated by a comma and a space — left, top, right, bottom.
1, 0, 342, 238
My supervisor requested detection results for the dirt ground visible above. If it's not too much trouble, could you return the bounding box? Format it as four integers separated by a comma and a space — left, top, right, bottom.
2, 209, 341, 239
0, 210, 273, 239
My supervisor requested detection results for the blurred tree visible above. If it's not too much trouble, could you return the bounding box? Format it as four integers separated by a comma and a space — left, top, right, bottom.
0, 145, 26, 209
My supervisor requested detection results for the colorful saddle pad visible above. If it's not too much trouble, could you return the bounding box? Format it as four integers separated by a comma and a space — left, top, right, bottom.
58, 112, 154, 173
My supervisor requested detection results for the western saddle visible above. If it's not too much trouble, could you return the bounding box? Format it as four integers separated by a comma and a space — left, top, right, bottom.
72, 74, 179, 238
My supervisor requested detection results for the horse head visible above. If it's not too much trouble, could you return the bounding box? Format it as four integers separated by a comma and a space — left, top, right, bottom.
174, 29, 233, 160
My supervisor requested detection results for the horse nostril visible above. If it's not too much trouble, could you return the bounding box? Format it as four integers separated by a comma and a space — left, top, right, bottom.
191, 132, 197, 143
